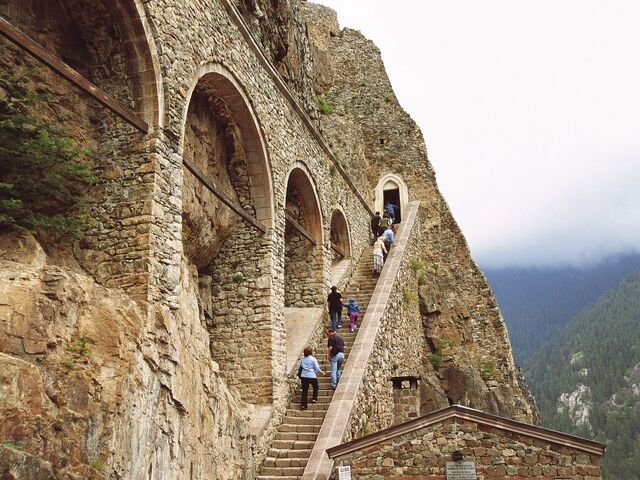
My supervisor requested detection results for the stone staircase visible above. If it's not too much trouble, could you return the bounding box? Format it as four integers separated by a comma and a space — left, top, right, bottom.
257, 250, 378, 480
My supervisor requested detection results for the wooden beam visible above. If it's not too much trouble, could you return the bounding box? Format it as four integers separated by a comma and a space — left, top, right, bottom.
284, 212, 317, 246
183, 158, 266, 234
0, 16, 148, 133
331, 242, 346, 258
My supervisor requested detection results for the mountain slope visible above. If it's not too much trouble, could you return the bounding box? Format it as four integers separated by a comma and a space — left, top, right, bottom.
485, 253, 640, 364
525, 272, 640, 479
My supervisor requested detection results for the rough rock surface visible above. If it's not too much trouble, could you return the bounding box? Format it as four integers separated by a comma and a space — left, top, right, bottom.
0, 234, 251, 478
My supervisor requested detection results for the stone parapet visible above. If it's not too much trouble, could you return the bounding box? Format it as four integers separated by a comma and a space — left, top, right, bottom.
302, 200, 424, 480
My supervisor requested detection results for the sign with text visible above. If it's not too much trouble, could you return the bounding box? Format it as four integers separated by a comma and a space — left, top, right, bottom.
446, 461, 477, 480
338, 465, 351, 480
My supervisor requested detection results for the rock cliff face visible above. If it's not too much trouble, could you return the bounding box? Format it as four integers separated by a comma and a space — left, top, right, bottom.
0, 0, 537, 478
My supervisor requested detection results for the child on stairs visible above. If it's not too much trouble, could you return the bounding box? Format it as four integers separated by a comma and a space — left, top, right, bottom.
344, 297, 361, 333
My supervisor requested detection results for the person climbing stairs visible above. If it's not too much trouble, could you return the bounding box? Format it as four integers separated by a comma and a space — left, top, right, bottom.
256, 250, 378, 479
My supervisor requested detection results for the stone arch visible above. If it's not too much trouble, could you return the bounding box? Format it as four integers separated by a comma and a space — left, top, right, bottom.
0, 0, 164, 290
374, 173, 409, 224
0, 0, 162, 129
180, 64, 275, 405
330, 207, 352, 261
284, 163, 324, 307
180, 63, 274, 227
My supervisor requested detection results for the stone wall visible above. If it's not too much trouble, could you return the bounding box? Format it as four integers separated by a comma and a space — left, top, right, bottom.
332, 417, 602, 479
345, 207, 431, 440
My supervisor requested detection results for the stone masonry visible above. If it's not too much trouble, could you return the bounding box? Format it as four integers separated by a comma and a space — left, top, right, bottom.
329, 406, 604, 480
0, 0, 540, 478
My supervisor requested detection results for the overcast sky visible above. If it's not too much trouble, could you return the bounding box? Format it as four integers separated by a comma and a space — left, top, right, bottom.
315, 1, 640, 269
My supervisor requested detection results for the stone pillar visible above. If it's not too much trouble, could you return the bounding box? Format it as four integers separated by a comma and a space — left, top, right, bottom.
392, 376, 420, 425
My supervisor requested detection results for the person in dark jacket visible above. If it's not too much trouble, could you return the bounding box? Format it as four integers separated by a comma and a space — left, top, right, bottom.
384, 202, 398, 224
326, 329, 345, 389
327, 286, 343, 332
370, 211, 381, 240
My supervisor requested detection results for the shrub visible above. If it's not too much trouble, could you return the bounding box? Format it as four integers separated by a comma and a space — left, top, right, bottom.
429, 352, 442, 369
417, 273, 428, 286
403, 290, 417, 304
2, 440, 24, 451
409, 259, 425, 272
0, 71, 96, 238
232, 272, 244, 284
481, 362, 497, 379
68, 337, 91, 357
317, 96, 334, 115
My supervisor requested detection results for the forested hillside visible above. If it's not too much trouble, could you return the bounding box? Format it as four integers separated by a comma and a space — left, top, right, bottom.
526, 272, 640, 479
485, 254, 640, 364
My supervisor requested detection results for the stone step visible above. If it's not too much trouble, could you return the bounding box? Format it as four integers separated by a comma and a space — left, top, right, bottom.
285, 408, 327, 418
274, 431, 318, 442
267, 448, 312, 459
279, 423, 321, 433
282, 416, 323, 426
271, 439, 315, 450
288, 401, 330, 411
262, 456, 309, 468
259, 247, 382, 479
260, 466, 305, 477
256, 476, 300, 480
292, 394, 333, 402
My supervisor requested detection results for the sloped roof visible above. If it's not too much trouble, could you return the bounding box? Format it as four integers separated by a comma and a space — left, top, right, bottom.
326, 404, 606, 458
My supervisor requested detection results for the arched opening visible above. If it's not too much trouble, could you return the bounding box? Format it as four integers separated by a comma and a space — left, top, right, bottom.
374, 173, 409, 225
284, 165, 324, 308
0, 0, 163, 289
181, 65, 274, 404
329, 208, 352, 285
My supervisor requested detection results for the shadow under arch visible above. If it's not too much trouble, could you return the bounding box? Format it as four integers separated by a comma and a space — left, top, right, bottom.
180, 63, 274, 228
374, 173, 409, 224
284, 162, 325, 307
329, 206, 352, 261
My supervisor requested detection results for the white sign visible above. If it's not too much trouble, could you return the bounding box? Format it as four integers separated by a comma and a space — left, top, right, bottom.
446, 461, 477, 480
338, 465, 352, 480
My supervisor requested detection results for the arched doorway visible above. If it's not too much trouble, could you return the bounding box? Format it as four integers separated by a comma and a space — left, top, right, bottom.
181, 65, 274, 404
284, 165, 324, 308
374, 173, 409, 224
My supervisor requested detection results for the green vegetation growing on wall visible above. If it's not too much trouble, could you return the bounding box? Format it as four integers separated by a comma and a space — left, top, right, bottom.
0, 71, 96, 238
317, 96, 334, 115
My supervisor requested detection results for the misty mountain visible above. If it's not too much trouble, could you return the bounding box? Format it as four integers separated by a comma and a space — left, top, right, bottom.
484, 253, 640, 364
525, 271, 640, 479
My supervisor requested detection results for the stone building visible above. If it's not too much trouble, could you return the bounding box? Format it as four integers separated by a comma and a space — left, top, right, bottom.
0, 0, 544, 479
327, 405, 605, 480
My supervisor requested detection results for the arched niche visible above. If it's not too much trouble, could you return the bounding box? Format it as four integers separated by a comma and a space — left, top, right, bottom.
330, 208, 351, 262
0, 0, 164, 290
284, 163, 324, 308
0, 0, 162, 128
374, 173, 409, 224
181, 64, 275, 405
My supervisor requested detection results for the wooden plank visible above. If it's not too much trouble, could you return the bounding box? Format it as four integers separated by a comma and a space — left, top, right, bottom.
284, 212, 317, 246
331, 242, 346, 258
0, 16, 148, 133
183, 158, 266, 234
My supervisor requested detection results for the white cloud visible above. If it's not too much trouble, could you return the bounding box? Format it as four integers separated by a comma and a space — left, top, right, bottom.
315, 0, 640, 267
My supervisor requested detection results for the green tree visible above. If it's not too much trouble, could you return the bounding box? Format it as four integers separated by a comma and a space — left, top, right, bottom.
0, 71, 96, 238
